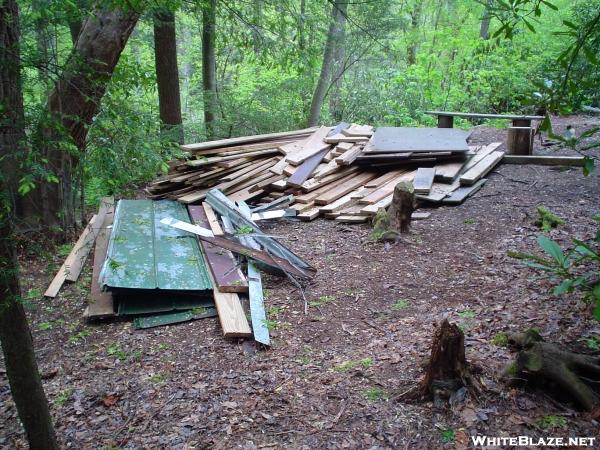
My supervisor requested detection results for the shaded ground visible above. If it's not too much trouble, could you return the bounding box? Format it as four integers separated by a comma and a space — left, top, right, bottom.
1, 115, 600, 449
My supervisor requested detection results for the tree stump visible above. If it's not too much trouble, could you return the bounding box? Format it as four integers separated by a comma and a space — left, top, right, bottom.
417, 320, 468, 405
505, 329, 600, 413
387, 181, 415, 233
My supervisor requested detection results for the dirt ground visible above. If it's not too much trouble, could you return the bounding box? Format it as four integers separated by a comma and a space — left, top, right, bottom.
1, 115, 600, 450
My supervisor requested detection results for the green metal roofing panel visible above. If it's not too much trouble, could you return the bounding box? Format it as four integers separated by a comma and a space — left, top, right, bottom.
100, 199, 212, 291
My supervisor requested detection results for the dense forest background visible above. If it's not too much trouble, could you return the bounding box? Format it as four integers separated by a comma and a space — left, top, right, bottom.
14, 0, 600, 207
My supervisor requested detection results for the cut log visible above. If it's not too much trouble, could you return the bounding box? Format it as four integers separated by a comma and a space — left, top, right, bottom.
387, 180, 415, 233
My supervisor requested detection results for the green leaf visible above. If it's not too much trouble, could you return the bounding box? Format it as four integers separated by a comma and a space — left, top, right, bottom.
541, 0, 558, 10
579, 127, 600, 139
583, 47, 599, 65
523, 19, 536, 33
562, 20, 578, 30
537, 235, 564, 264
539, 114, 553, 134
553, 279, 574, 295
583, 157, 595, 177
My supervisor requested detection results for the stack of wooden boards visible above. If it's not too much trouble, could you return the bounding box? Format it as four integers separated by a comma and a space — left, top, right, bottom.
148, 123, 506, 223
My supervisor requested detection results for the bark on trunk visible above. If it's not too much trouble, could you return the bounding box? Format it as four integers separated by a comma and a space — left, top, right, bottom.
479, 0, 493, 39
307, 0, 347, 127
387, 181, 415, 233
0, 2, 58, 448
153, 9, 184, 144
202, 0, 218, 139
329, 2, 347, 123
26, 6, 140, 232
407, 2, 423, 65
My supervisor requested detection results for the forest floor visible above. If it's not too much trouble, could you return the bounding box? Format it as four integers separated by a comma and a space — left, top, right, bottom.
2, 115, 600, 450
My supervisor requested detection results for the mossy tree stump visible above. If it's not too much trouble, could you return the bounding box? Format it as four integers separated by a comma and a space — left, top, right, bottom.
371, 181, 415, 241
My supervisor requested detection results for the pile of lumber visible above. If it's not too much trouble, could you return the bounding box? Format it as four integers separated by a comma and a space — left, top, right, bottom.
148, 124, 506, 224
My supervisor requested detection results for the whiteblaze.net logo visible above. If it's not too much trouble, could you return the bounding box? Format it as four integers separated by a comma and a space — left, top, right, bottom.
471, 436, 596, 447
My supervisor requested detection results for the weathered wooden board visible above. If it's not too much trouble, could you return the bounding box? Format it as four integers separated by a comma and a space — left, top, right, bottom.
189, 205, 248, 293
413, 168, 436, 194
85, 201, 116, 320
359, 171, 413, 205
501, 155, 586, 166
370, 127, 470, 153
416, 179, 461, 203
202, 203, 224, 236
443, 179, 487, 204
334, 145, 363, 166
314, 172, 378, 205
341, 124, 374, 137
459, 151, 504, 185
286, 126, 332, 165
287, 147, 329, 187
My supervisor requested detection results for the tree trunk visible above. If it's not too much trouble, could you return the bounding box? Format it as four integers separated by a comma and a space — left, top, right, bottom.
329, 1, 347, 123
153, 9, 184, 144
0, 2, 58, 448
307, 0, 347, 127
25, 5, 140, 232
407, 2, 423, 65
418, 320, 468, 405
252, 0, 262, 56
202, 0, 218, 140
31, 0, 53, 91
298, 0, 306, 51
479, 0, 493, 39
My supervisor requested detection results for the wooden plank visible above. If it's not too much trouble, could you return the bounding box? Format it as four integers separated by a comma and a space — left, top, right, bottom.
187, 149, 280, 167
319, 187, 369, 213
214, 291, 252, 337
341, 124, 374, 137
424, 111, 543, 121
191, 139, 295, 156
459, 151, 504, 185
463, 142, 502, 171
335, 215, 368, 223
359, 171, 413, 205
290, 201, 316, 213
314, 172, 379, 205
360, 194, 394, 215
228, 186, 265, 203
219, 159, 269, 182
364, 169, 406, 188
501, 155, 586, 166
287, 147, 329, 187
324, 133, 370, 144
294, 172, 358, 203
416, 179, 461, 203
189, 206, 248, 293
181, 127, 318, 152
443, 179, 487, 204
202, 203, 224, 236
249, 174, 285, 192
297, 207, 321, 221
371, 127, 470, 153
66, 198, 113, 282
86, 202, 116, 320
269, 157, 289, 175
434, 157, 469, 181
44, 215, 98, 297
286, 126, 332, 166
334, 145, 363, 166
413, 168, 436, 194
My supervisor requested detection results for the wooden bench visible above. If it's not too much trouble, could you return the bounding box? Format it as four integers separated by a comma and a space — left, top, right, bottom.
425, 111, 544, 154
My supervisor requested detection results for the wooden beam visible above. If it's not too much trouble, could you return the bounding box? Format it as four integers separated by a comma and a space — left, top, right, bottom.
501, 155, 586, 166
287, 147, 329, 187
413, 168, 436, 194
459, 151, 504, 185
314, 172, 379, 205
202, 202, 224, 236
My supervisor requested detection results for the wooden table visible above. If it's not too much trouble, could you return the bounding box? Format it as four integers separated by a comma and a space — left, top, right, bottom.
424, 111, 544, 154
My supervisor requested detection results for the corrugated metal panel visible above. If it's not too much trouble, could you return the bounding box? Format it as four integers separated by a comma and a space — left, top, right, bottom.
100, 199, 212, 291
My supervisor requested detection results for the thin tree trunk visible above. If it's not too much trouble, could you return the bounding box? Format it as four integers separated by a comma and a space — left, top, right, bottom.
31, 0, 52, 91
407, 1, 423, 65
479, 0, 493, 39
0, 2, 58, 448
26, 6, 140, 232
252, 0, 262, 56
154, 9, 184, 144
202, 0, 218, 139
298, 0, 306, 51
307, 0, 347, 127
329, 2, 347, 123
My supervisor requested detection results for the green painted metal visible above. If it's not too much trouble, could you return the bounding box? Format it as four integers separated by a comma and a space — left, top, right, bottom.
132, 307, 218, 329
116, 293, 214, 315
100, 199, 212, 292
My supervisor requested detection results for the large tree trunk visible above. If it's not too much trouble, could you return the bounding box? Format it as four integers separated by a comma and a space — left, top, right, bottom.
202, 0, 218, 139
0, 2, 58, 448
25, 6, 140, 232
307, 0, 347, 127
153, 9, 184, 144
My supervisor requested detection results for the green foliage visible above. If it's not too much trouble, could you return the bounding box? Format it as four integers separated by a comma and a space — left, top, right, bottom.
536, 415, 568, 430
362, 387, 386, 401
391, 299, 410, 311
535, 206, 564, 232
309, 295, 336, 307
53, 389, 73, 407
491, 332, 510, 347
510, 219, 600, 320
440, 429, 455, 444
585, 335, 600, 351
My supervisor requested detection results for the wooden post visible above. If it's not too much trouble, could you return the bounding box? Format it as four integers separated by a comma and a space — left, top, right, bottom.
512, 118, 531, 127
437, 115, 454, 128
507, 126, 533, 155
387, 181, 415, 233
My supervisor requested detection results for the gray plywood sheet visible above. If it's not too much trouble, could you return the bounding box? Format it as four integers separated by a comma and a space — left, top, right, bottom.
371, 127, 470, 153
